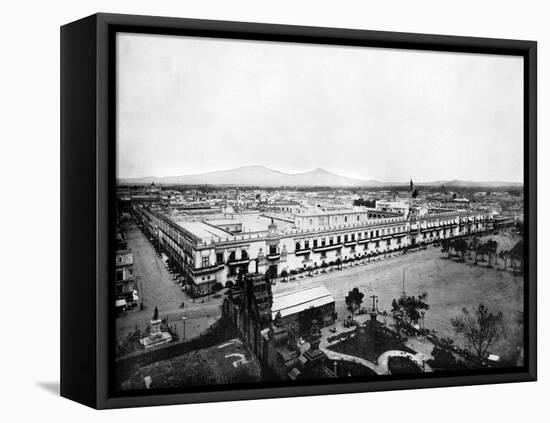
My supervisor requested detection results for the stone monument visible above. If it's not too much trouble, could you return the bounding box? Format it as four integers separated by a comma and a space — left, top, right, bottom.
140, 306, 173, 349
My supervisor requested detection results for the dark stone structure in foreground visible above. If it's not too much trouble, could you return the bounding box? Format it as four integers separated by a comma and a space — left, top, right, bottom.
223, 272, 335, 380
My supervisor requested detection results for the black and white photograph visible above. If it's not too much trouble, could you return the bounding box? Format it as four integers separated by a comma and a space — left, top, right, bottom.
113, 31, 527, 392
3, 0, 549, 419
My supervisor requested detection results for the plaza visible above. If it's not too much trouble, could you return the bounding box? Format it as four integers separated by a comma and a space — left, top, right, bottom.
273, 235, 524, 362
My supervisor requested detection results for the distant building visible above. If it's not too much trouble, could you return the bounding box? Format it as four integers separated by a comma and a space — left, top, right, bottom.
375, 200, 409, 215
148, 182, 161, 193
492, 215, 516, 232
115, 249, 138, 311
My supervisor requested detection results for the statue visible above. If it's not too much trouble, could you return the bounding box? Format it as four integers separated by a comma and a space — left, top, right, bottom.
274, 311, 283, 327
308, 319, 322, 351
288, 322, 299, 351
153, 306, 159, 321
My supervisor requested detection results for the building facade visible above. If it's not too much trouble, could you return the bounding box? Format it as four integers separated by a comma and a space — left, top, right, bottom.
133, 205, 495, 297
115, 249, 137, 309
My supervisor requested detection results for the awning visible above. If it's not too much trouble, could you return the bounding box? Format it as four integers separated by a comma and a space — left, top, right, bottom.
115, 299, 127, 307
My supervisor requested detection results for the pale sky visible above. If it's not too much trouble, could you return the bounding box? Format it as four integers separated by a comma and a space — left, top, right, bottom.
116, 32, 524, 183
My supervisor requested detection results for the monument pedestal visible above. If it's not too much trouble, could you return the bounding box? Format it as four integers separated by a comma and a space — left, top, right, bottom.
140, 318, 172, 349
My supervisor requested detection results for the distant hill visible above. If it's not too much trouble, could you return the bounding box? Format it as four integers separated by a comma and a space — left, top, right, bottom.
118, 165, 384, 187
118, 166, 522, 188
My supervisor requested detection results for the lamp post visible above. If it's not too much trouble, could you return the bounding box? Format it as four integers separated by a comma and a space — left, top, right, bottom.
181, 316, 187, 339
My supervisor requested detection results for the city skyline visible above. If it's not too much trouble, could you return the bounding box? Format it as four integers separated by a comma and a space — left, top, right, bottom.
116, 33, 524, 183
117, 164, 524, 186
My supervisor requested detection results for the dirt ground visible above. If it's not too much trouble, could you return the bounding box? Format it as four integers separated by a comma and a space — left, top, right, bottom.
273, 240, 524, 362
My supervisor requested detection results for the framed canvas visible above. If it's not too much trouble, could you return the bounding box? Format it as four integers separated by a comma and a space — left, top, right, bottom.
60, 13, 537, 409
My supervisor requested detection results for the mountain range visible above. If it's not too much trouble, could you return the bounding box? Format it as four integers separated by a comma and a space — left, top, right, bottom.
118, 166, 522, 188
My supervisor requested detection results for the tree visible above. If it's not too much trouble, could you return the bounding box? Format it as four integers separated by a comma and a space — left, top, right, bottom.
474, 242, 485, 264
280, 269, 288, 282
499, 250, 510, 269
485, 240, 498, 267
441, 239, 452, 258
391, 292, 429, 328
453, 238, 468, 261
510, 240, 524, 274
468, 236, 480, 260
451, 304, 504, 364
345, 288, 364, 320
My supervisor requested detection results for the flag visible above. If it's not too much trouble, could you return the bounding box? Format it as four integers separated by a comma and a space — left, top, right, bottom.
410, 179, 418, 198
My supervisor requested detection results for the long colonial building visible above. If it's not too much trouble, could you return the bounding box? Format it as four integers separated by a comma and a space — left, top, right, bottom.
134, 205, 495, 297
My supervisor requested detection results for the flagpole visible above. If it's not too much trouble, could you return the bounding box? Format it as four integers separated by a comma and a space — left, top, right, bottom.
409, 177, 414, 235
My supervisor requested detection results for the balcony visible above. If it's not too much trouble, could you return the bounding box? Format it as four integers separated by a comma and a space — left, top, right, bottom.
227, 258, 250, 266
267, 253, 281, 260
344, 240, 357, 247
294, 248, 311, 256
191, 263, 224, 276
312, 243, 343, 253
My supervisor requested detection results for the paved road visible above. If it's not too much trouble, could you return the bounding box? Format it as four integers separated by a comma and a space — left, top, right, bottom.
115, 219, 223, 341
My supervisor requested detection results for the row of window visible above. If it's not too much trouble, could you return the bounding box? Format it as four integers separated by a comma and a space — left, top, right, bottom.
201, 249, 251, 268
195, 221, 487, 271
295, 225, 408, 251
115, 268, 133, 282
306, 212, 394, 227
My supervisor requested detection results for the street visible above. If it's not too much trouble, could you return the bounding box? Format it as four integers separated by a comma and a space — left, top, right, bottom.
115, 218, 223, 342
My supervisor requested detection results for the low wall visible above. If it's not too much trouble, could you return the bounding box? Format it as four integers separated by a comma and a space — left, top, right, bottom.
115, 317, 237, 386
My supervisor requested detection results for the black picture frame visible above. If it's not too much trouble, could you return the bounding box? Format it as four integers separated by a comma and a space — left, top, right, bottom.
60, 12, 537, 409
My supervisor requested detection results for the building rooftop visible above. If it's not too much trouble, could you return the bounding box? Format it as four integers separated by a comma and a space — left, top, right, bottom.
205, 219, 243, 226
295, 207, 372, 217
172, 219, 231, 242
272, 285, 335, 319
